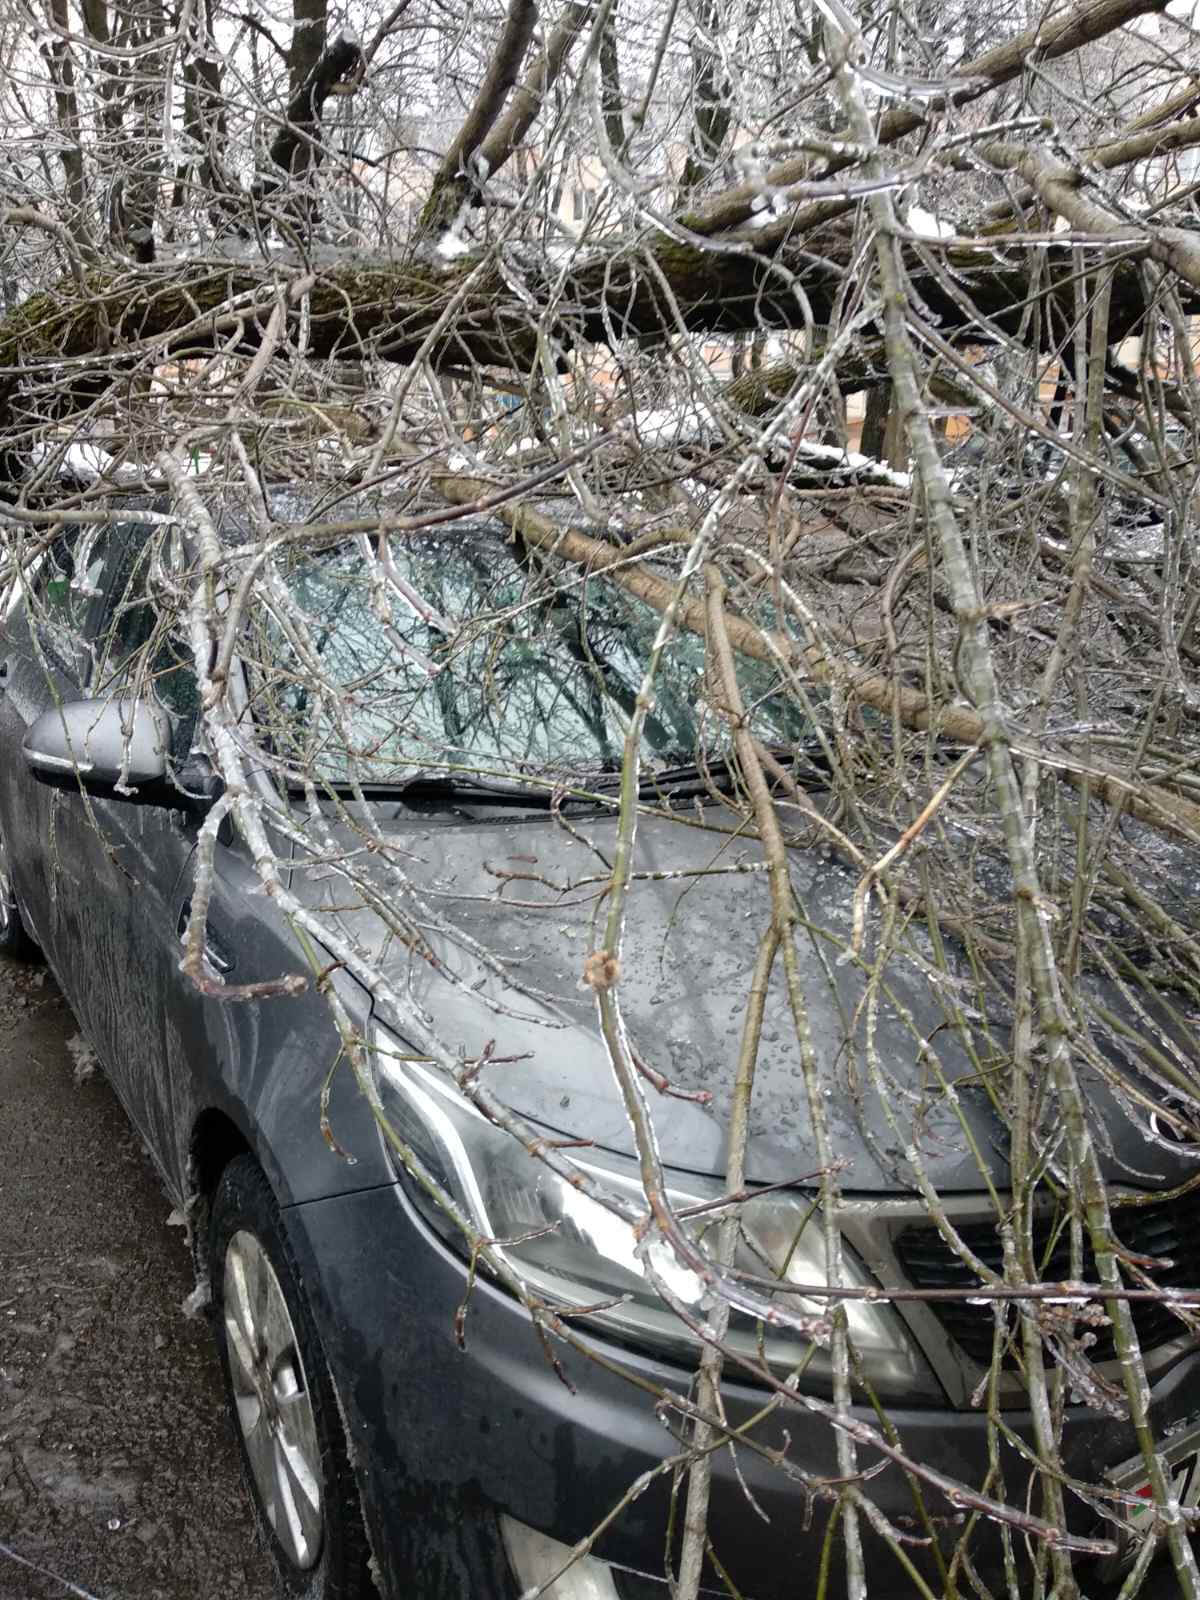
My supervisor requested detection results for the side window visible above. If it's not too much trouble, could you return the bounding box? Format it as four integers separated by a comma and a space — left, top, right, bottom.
94, 528, 201, 758
29, 529, 111, 679
95, 535, 160, 676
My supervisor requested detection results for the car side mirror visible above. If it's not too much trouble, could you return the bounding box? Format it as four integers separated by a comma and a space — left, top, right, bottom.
22, 698, 218, 813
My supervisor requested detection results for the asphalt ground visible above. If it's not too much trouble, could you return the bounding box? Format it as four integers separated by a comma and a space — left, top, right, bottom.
0, 952, 276, 1600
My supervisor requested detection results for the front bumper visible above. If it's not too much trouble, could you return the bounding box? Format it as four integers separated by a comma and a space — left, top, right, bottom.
284, 1180, 1200, 1600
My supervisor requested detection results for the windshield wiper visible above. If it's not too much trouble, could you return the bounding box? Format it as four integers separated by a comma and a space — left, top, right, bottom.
394, 770, 632, 807
631, 744, 831, 798
299, 770, 625, 806
366, 743, 832, 807
397, 772, 560, 805
551, 754, 760, 800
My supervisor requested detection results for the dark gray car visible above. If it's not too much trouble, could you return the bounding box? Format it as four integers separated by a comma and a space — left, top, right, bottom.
1, 515, 1198, 1600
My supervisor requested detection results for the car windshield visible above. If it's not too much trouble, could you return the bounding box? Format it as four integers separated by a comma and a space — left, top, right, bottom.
241, 529, 814, 788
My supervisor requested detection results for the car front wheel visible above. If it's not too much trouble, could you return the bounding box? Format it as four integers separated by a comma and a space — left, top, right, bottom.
0, 814, 39, 961
210, 1155, 374, 1599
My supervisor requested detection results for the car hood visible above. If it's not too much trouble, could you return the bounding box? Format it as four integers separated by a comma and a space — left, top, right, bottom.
291, 801, 1200, 1195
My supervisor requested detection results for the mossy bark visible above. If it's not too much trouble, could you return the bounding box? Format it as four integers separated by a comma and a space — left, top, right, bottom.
0, 224, 1176, 439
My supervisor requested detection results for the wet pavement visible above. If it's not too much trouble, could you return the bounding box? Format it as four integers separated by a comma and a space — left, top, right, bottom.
0, 953, 276, 1600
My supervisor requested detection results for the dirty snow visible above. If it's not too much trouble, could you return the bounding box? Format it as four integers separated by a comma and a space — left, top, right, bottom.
181, 1278, 212, 1319
66, 1032, 99, 1084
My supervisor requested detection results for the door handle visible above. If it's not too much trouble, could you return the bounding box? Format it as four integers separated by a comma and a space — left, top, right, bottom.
177, 899, 234, 974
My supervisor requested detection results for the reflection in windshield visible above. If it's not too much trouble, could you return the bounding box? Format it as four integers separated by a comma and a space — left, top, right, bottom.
243, 532, 812, 786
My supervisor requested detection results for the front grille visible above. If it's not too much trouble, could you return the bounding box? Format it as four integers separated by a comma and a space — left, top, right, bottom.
893, 1191, 1200, 1367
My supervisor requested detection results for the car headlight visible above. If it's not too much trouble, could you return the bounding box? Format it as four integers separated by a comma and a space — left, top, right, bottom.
372, 1033, 934, 1398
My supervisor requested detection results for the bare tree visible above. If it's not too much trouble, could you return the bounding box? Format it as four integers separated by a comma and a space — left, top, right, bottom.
3, 0, 1200, 1595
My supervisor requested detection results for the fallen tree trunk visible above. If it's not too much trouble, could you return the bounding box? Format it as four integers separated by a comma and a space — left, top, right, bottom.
0, 219, 1176, 436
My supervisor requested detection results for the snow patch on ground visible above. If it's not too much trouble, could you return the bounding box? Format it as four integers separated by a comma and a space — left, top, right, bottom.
66, 1034, 98, 1084
181, 1278, 211, 1320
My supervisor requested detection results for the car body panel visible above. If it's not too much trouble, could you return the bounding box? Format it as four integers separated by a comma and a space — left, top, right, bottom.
286, 1177, 1200, 1600
3, 519, 1199, 1600
288, 804, 1200, 1195
163, 822, 394, 1206
0, 540, 392, 1210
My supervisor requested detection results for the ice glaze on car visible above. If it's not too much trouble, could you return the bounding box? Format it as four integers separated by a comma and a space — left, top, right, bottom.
1, 512, 1198, 1600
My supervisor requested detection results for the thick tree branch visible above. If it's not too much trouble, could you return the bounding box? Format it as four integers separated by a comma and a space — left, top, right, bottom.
983, 140, 1200, 296
435, 0, 593, 219
254, 28, 362, 208
679, 0, 1171, 239
0, 203, 1186, 451
418, 0, 540, 236
289, 0, 327, 102
983, 112, 1200, 226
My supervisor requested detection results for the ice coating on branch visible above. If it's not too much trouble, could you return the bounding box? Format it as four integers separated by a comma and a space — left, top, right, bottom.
623, 411, 912, 487
642, 1238, 707, 1305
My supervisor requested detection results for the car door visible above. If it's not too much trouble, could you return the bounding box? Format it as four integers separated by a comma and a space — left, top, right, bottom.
0, 530, 113, 966
25, 526, 203, 1191
52, 529, 338, 1206
82, 527, 211, 1188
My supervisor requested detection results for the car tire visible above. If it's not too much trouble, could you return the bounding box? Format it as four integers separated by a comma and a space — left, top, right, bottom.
210, 1155, 375, 1600
0, 815, 40, 961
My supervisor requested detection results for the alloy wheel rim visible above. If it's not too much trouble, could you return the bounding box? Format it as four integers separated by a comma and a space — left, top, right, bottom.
223, 1229, 324, 1570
